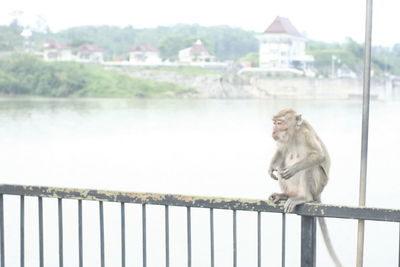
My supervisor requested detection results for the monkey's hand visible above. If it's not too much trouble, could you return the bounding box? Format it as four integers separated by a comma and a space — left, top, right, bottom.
268, 193, 288, 203
268, 168, 279, 180
281, 165, 299, 180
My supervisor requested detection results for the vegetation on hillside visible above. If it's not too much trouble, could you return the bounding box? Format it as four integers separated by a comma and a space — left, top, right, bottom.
307, 38, 400, 76
0, 54, 195, 97
2, 22, 400, 77
27, 24, 258, 61
0, 24, 24, 51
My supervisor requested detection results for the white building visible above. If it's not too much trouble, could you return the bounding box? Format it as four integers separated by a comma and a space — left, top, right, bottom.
129, 45, 162, 64
43, 40, 73, 61
256, 17, 313, 73
179, 40, 215, 63
76, 44, 104, 63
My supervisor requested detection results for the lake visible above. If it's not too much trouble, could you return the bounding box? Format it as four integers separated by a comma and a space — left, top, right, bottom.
0, 98, 399, 266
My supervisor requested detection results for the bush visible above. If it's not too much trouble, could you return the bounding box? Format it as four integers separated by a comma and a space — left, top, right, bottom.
0, 53, 196, 98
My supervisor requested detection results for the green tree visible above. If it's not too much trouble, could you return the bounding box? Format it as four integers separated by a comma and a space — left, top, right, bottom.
240, 52, 259, 67
0, 53, 195, 97
0, 25, 24, 51
158, 35, 194, 60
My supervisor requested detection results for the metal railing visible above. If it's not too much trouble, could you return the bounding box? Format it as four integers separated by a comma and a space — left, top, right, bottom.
0, 184, 399, 267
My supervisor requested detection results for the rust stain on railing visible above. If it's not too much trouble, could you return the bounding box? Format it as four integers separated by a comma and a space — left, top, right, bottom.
0, 184, 399, 222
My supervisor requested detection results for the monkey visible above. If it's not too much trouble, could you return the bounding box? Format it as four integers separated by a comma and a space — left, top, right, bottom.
268, 108, 330, 211
268, 109, 342, 267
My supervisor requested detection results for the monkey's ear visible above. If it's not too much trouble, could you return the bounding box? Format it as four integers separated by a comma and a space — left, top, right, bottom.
295, 114, 303, 126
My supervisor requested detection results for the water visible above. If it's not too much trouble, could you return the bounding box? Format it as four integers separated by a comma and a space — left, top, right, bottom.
0, 98, 399, 266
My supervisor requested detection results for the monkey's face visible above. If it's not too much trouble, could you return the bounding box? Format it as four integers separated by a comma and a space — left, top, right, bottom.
272, 118, 290, 142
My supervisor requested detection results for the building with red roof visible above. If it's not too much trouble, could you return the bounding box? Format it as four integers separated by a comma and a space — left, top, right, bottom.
76, 44, 104, 63
129, 45, 161, 64
43, 40, 73, 61
178, 40, 215, 63
256, 16, 314, 73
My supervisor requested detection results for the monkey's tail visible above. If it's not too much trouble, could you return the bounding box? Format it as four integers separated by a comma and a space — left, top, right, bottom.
317, 217, 343, 267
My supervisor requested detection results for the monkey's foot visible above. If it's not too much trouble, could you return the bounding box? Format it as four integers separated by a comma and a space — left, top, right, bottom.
268, 193, 288, 203
284, 197, 307, 213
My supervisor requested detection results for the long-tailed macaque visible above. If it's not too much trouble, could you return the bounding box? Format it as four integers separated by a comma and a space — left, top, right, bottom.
268, 109, 342, 267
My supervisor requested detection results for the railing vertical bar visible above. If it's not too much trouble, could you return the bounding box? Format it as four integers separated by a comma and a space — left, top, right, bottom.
187, 207, 192, 267
121, 203, 126, 267
58, 198, 63, 267
142, 204, 147, 267
210, 208, 214, 267
233, 210, 237, 267
0, 194, 4, 267
99, 201, 105, 267
38, 197, 44, 267
165, 205, 169, 267
398, 222, 400, 267
257, 211, 261, 267
20, 196, 25, 267
300, 216, 316, 267
78, 200, 83, 267
281, 213, 286, 267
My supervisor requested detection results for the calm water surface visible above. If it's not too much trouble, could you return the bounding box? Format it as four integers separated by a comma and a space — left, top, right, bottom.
0, 98, 399, 266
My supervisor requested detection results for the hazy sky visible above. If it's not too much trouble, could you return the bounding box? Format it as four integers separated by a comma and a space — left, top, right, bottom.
1, 0, 399, 46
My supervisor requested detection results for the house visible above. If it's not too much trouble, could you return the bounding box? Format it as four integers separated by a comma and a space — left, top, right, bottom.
76, 44, 104, 63
179, 40, 215, 63
43, 40, 73, 61
256, 17, 314, 73
129, 45, 161, 64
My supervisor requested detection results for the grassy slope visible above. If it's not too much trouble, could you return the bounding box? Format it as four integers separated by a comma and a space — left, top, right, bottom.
0, 54, 196, 98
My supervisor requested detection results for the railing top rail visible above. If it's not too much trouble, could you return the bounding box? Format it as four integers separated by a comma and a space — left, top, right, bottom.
0, 184, 399, 222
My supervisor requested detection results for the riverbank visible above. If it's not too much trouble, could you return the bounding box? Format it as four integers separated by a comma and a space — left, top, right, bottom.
0, 54, 196, 98
1, 54, 396, 99
115, 66, 393, 100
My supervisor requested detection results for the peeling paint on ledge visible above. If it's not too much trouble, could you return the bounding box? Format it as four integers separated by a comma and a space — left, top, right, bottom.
0, 184, 399, 222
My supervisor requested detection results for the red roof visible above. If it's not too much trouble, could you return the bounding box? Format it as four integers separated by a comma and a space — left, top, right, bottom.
44, 40, 70, 50
131, 45, 158, 52
190, 40, 209, 55
77, 44, 103, 52
264, 16, 303, 37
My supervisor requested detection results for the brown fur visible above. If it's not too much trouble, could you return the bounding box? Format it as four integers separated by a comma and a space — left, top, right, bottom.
268, 109, 342, 267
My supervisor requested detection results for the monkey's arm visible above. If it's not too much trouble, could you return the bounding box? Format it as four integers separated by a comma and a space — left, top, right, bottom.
268, 150, 284, 180
281, 134, 326, 180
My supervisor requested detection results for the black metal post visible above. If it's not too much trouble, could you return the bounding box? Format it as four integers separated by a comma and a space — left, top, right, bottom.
99, 201, 105, 267
233, 210, 237, 267
210, 208, 215, 267
0, 195, 4, 267
142, 204, 147, 267
38, 197, 43, 267
165, 205, 170, 267
301, 216, 316, 267
257, 211, 261, 267
58, 198, 64, 267
187, 207, 192, 267
78, 200, 83, 267
20, 196, 25, 267
121, 202, 126, 267
281, 213, 286, 267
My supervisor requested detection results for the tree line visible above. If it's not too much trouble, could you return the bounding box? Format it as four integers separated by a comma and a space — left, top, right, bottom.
1, 22, 400, 76
29, 24, 258, 62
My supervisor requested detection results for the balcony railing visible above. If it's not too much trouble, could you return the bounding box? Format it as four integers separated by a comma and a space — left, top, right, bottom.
0, 184, 399, 267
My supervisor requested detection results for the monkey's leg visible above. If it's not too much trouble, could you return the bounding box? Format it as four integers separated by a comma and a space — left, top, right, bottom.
284, 197, 310, 213
268, 193, 288, 203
